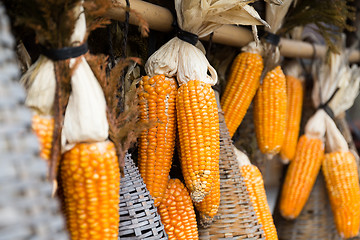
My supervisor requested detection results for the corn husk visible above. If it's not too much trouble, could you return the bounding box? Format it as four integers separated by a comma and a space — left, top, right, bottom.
145, 0, 267, 86
265, 0, 293, 34
304, 109, 327, 141
260, 0, 293, 67
234, 146, 251, 167
328, 64, 360, 118
312, 52, 347, 108
306, 52, 349, 141
241, 41, 264, 55
21, 3, 108, 152
283, 60, 304, 81
325, 114, 348, 152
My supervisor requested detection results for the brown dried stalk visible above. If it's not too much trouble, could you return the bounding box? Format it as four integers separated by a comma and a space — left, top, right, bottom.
87, 54, 152, 174
50, 60, 72, 183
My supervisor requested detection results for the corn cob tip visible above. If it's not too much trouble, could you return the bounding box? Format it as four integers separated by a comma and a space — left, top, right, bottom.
265, 154, 275, 160
198, 213, 218, 227
280, 155, 290, 164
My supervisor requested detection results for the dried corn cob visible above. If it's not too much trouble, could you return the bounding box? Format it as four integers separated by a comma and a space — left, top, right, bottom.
194, 166, 220, 225
221, 51, 263, 137
322, 151, 360, 239
254, 66, 287, 156
280, 75, 303, 163
280, 135, 324, 219
138, 74, 177, 206
236, 149, 278, 240
177, 80, 220, 202
60, 141, 120, 240
158, 179, 198, 240
32, 114, 54, 161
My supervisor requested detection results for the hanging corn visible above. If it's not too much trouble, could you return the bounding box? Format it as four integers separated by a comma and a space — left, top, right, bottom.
158, 179, 199, 240
138, 74, 177, 206
144, 0, 267, 202
253, 66, 287, 156
235, 148, 278, 240
280, 61, 304, 163
221, 42, 264, 137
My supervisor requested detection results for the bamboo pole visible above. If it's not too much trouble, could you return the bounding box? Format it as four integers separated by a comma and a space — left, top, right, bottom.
107, 0, 360, 63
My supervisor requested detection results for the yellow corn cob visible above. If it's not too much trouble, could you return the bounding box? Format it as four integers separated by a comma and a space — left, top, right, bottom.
32, 114, 54, 161
221, 52, 263, 137
194, 166, 220, 225
240, 164, 278, 240
60, 141, 120, 240
280, 76, 303, 163
280, 135, 324, 219
158, 179, 198, 240
177, 80, 220, 202
254, 66, 287, 155
138, 74, 177, 207
322, 151, 360, 239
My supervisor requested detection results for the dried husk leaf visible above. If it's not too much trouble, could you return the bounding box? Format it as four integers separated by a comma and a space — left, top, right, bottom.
264, 0, 284, 5
304, 109, 326, 141
262, 0, 293, 68
312, 52, 345, 108
325, 114, 349, 152
21, 56, 55, 115
283, 59, 303, 81
145, 0, 267, 86
62, 57, 108, 148
62, 4, 108, 149
328, 64, 360, 117
241, 41, 264, 55
233, 146, 251, 167
265, 0, 294, 33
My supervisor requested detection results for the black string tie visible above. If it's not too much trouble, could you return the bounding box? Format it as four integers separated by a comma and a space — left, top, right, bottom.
172, 11, 198, 46
318, 87, 340, 119
259, 30, 280, 46
40, 42, 88, 61
176, 28, 199, 46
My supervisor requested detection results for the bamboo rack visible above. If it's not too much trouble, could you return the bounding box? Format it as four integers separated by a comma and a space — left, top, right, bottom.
107, 0, 360, 63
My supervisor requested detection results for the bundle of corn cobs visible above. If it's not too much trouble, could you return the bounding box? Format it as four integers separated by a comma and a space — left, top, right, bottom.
8, 0, 360, 239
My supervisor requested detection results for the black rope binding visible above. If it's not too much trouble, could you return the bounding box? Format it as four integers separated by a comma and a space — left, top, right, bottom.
171, 11, 198, 46
258, 29, 280, 46
317, 87, 340, 119
40, 42, 88, 61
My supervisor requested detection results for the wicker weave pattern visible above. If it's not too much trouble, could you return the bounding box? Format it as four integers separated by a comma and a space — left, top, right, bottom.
0, 3, 67, 240
274, 173, 341, 240
119, 154, 168, 239
199, 110, 265, 239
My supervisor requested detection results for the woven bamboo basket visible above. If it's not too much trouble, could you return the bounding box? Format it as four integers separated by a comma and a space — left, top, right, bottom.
0, 3, 68, 240
118, 153, 168, 239
274, 172, 341, 240
198, 109, 265, 239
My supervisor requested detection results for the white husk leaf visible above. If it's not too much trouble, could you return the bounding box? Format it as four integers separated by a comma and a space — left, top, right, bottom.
146, 0, 267, 86
62, 57, 108, 146
312, 52, 345, 108
20, 56, 55, 115
284, 60, 303, 80
324, 113, 349, 152
62, 4, 108, 148
328, 64, 360, 117
265, 0, 294, 33
264, 0, 284, 5
233, 146, 251, 167
304, 109, 326, 140
241, 41, 264, 55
